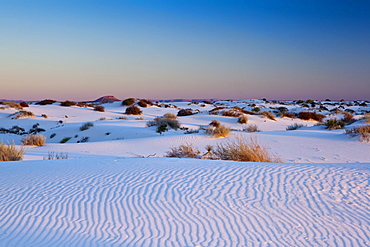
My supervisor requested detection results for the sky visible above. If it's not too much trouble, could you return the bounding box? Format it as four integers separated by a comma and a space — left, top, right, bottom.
1, 0, 369, 101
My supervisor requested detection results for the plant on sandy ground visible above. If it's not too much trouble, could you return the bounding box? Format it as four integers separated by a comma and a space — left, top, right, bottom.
21, 134, 46, 146
1, 102, 23, 110
237, 115, 248, 124
80, 122, 94, 131
177, 108, 194, 116
324, 119, 346, 130
122, 98, 136, 106
77, 136, 89, 143
261, 111, 276, 121
44, 151, 68, 160
163, 113, 177, 119
36, 99, 57, 105
345, 125, 370, 142
222, 109, 243, 117
252, 107, 261, 113
165, 143, 201, 158
206, 124, 231, 138
214, 136, 282, 162
209, 120, 221, 128
60, 137, 72, 143
297, 111, 326, 122
50, 133, 56, 139
60, 100, 76, 107
342, 112, 354, 123
286, 123, 306, 130
117, 116, 127, 120
364, 113, 370, 123
0, 141, 25, 161
8, 110, 35, 119
279, 112, 295, 118
125, 105, 142, 115
20, 102, 29, 107
146, 117, 180, 130
243, 124, 261, 132
138, 99, 153, 107
135, 117, 144, 120
156, 124, 168, 135
94, 105, 105, 112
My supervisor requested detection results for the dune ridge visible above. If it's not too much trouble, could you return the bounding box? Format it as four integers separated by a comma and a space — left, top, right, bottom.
1, 158, 369, 246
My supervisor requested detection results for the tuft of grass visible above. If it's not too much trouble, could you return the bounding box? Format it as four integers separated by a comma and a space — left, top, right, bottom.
44, 151, 68, 160
261, 111, 276, 121
125, 105, 142, 115
286, 123, 306, 130
237, 115, 248, 124
209, 120, 221, 128
146, 117, 180, 130
50, 133, 56, 139
342, 112, 354, 123
163, 113, 177, 119
1, 102, 23, 110
324, 118, 346, 130
0, 141, 25, 161
135, 117, 144, 120
36, 99, 56, 105
8, 110, 35, 119
243, 124, 260, 132
364, 113, 370, 123
60, 137, 72, 143
21, 134, 46, 146
206, 124, 231, 138
80, 122, 94, 131
165, 144, 201, 158
214, 136, 282, 162
297, 111, 326, 122
94, 105, 105, 112
346, 125, 370, 142
118, 116, 127, 120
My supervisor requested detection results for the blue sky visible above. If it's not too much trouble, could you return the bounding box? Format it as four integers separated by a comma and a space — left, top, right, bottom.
1, 0, 369, 101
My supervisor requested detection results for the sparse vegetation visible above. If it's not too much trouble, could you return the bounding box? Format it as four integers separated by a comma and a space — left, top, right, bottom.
165, 144, 201, 158
36, 99, 57, 105
365, 113, 370, 123
177, 108, 194, 116
135, 117, 144, 120
146, 116, 180, 130
297, 112, 326, 122
80, 122, 94, 131
237, 115, 248, 124
243, 124, 260, 132
44, 152, 68, 160
50, 133, 56, 139
342, 112, 354, 123
1, 102, 23, 110
117, 116, 127, 120
20, 102, 29, 107
209, 120, 221, 128
261, 111, 276, 121
324, 119, 345, 130
0, 141, 25, 161
345, 125, 370, 142
60, 137, 72, 143
137, 99, 152, 107
122, 98, 135, 106
8, 111, 35, 119
60, 101, 76, 107
286, 123, 306, 130
163, 113, 177, 119
214, 136, 282, 162
206, 124, 231, 138
21, 134, 46, 146
125, 105, 142, 115
94, 105, 105, 112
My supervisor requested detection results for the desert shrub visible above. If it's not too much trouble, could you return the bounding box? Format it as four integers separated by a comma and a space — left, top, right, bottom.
209, 120, 221, 128
94, 105, 105, 112
29, 123, 45, 134
146, 117, 180, 130
252, 107, 261, 113
125, 105, 142, 115
286, 123, 306, 130
297, 112, 326, 122
214, 136, 282, 162
165, 144, 201, 158
21, 134, 46, 146
118, 116, 127, 120
41, 114, 48, 118
206, 124, 231, 138
0, 125, 26, 135
138, 99, 152, 108
0, 142, 25, 161
222, 110, 243, 117
60, 101, 76, 107
342, 112, 354, 123
156, 124, 168, 134
77, 136, 89, 143
365, 113, 370, 123
122, 98, 135, 106
36, 99, 57, 105
2, 102, 23, 110
345, 125, 370, 142
60, 137, 72, 143
177, 108, 194, 116
20, 102, 29, 107
280, 112, 296, 118
163, 113, 177, 119
8, 110, 35, 119
243, 124, 260, 132
44, 152, 68, 160
80, 122, 94, 131
324, 119, 346, 130
99, 117, 107, 121
261, 111, 276, 121
50, 133, 56, 139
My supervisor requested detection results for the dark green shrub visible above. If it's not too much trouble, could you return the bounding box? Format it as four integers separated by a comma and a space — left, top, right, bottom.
80, 122, 94, 131
60, 137, 72, 143
324, 119, 345, 130
165, 144, 200, 158
286, 123, 306, 130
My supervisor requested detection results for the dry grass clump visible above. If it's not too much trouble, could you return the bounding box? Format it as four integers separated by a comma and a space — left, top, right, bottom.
346, 125, 370, 142
206, 124, 231, 138
243, 124, 260, 132
342, 112, 354, 123
324, 119, 345, 130
165, 144, 200, 158
125, 105, 142, 115
21, 134, 46, 146
0, 142, 25, 161
60, 101, 76, 107
364, 113, 370, 123
94, 105, 105, 112
209, 120, 221, 128
261, 111, 276, 121
237, 115, 248, 124
146, 116, 180, 130
177, 108, 194, 116
297, 111, 326, 122
222, 109, 243, 117
163, 113, 177, 119
8, 111, 35, 119
286, 123, 306, 130
214, 137, 282, 162
280, 112, 296, 118
1, 102, 23, 110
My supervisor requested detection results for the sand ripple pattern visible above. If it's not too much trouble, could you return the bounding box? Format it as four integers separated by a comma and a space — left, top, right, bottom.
0, 159, 369, 246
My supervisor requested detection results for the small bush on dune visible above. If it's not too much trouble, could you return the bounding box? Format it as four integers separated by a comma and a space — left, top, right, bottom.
122, 98, 136, 106
60, 137, 72, 143
298, 112, 326, 122
0, 142, 25, 161
165, 144, 200, 158
146, 116, 180, 130
209, 120, 221, 128
60, 101, 76, 107
20, 102, 29, 107
36, 99, 57, 105
44, 152, 68, 160
206, 124, 231, 138
237, 115, 248, 124
342, 112, 354, 123
214, 136, 282, 162
243, 124, 260, 132
177, 108, 194, 116
286, 123, 306, 130
80, 122, 94, 131
125, 105, 142, 115
94, 105, 105, 112
261, 111, 276, 121
1, 102, 23, 110
346, 125, 370, 142
163, 113, 177, 119
8, 111, 35, 119
21, 134, 46, 146
222, 109, 243, 117
137, 99, 152, 108
324, 119, 345, 130
365, 113, 370, 123
280, 112, 296, 118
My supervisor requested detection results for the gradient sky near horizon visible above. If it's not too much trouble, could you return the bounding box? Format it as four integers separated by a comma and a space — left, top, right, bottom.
1, 0, 369, 101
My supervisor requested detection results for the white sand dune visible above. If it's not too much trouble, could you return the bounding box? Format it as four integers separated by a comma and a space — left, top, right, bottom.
1, 158, 369, 246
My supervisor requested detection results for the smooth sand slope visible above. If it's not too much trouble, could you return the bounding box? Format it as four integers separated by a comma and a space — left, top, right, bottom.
1, 158, 369, 246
